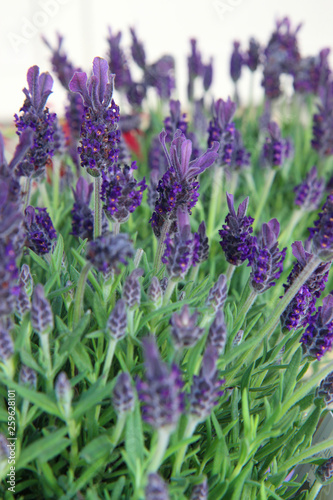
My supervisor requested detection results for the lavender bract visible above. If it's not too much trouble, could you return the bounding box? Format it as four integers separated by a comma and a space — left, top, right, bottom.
71, 177, 94, 240
317, 371, 333, 406
86, 232, 134, 273
122, 268, 144, 309
207, 98, 237, 167
170, 305, 204, 349
230, 41, 243, 83
24, 206, 57, 255
301, 295, 333, 360
107, 299, 127, 340
294, 166, 325, 211
191, 479, 208, 500
260, 122, 293, 168
112, 372, 134, 414
31, 284, 54, 335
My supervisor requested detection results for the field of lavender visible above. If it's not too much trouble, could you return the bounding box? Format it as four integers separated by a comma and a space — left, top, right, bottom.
1, 16, 333, 500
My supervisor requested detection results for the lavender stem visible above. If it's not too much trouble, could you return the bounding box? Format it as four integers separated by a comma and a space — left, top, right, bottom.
94, 176, 102, 240
153, 220, 171, 275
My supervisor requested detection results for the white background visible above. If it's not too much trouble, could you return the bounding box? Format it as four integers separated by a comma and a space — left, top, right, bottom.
1, 0, 332, 122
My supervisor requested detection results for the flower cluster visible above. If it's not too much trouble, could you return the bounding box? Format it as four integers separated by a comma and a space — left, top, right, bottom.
24, 206, 57, 255
294, 166, 325, 211
86, 232, 134, 273
260, 122, 293, 168
301, 295, 333, 360
207, 98, 236, 167
309, 194, 333, 261
71, 177, 94, 240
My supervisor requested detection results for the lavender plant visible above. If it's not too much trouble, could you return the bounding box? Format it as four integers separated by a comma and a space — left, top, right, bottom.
2, 17, 333, 500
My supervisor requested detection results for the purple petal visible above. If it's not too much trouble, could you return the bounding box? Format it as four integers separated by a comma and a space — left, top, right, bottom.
27, 66, 40, 109
226, 192, 236, 217
237, 197, 249, 218
92, 57, 109, 105
291, 241, 307, 265
186, 141, 219, 179
159, 129, 173, 170
8, 129, 33, 170
321, 295, 333, 325
39, 72, 53, 95
69, 72, 90, 105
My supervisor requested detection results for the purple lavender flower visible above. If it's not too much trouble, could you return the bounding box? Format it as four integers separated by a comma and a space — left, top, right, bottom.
170, 305, 204, 349
150, 130, 219, 237
130, 28, 146, 70
107, 28, 132, 90
0, 324, 14, 361
31, 284, 54, 335
188, 346, 224, 422
112, 372, 134, 414
187, 39, 203, 100
24, 206, 57, 255
301, 295, 333, 360
14, 66, 56, 179
207, 98, 237, 167
206, 274, 227, 312
69, 57, 121, 176
293, 49, 330, 94
55, 372, 72, 405
162, 224, 199, 280
191, 479, 208, 500
145, 473, 170, 500
281, 242, 330, 332
203, 59, 213, 91
122, 268, 144, 309
311, 83, 333, 157
294, 166, 325, 211
245, 38, 261, 72
262, 64, 282, 100
207, 310, 227, 355
147, 276, 163, 308
264, 17, 301, 76
145, 56, 175, 100
147, 136, 169, 209
101, 161, 147, 223
249, 219, 286, 293
86, 232, 134, 273
219, 193, 255, 266
71, 177, 94, 240
107, 299, 127, 340
315, 457, 333, 484
230, 41, 243, 83
126, 81, 147, 108
317, 371, 333, 406
19, 364, 37, 388
164, 100, 188, 142
0, 434, 10, 461
309, 194, 333, 261
0, 241, 21, 316
260, 122, 293, 168
136, 337, 184, 429
194, 221, 209, 264
193, 98, 208, 139
229, 130, 251, 171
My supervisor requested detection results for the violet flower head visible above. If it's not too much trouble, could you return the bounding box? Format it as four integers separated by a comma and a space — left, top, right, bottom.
312, 83, 333, 157
55, 372, 72, 407
317, 371, 333, 406
150, 129, 219, 237
191, 479, 208, 500
122, 268, 144, 309
112, 372, 134, 414
203, 59, 213, 91
126, 81, 146, 108
145, 55, 175, 100
249, 219, 286, 293
0, 325, 14, 362
71, 177, 94, 240
31, 284, 54, 335
19, 364, 37, 389
293, 49, 330, 94
69, 57, 121, 176
147, 276, 163, 308
147, 135, 168, 209
246, 38, 261, 72
301, 295, 333, 360
14, 66, 56, 179
24, 206, 57, 255
101, 161, 147, 224
43, 33, 77, 88
219, 193, 255, 266
188, 346, 225, 422
207, 98, 237, 167
294, 166, 325, 211
107, 28, 132, 90
136, 337, 184, 429
164, 100, 188, 142
170, 305, 204, 349
230, 41, 243, 83
145, 473, 170, 500
281, 241, 330, 332
264, 17, 301, 76
309, 194, 333, 261
194, 221, 209, 264
315, 457, 333, 484
207, 310, 227, 355
86, 231, 134, 273
206, 274, 228, 312
230, 130, 251, 172
107, 299, 127, 340
187, 39, 203, 100
0, 241, 21, 316
162, 223, 199, 280
260, 121, 292, 168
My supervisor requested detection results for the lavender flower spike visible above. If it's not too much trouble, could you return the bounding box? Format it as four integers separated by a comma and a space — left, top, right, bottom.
294, 166, 325, 211
122, 268, 144, 309
206, 274, 227, 312
315, 457, 333, 484
260, 122, 293, 168
317, 371, 333, 406
309, 194, 333, 261
86, 232, 134, 273
150, 129, 219, 237
207, 98, 237, 167
207, 310, 227, 355
71, 177, 94, 240
250, 218, 286, 293
31, 284, 54, 335
230, 41, 243, 83
136, 337, 184, 429
219, 193, 255, 266
189, 346, 224, 422
162, 222, 199, 280
301, 295, 333, 360
170, 305, 204, 349
24, 206, 57, 255
69, 57, 120, 176
145, 473, 170, 500
191, 479, 208, 500
107, 299, 127, 340
112, 372, 134, 414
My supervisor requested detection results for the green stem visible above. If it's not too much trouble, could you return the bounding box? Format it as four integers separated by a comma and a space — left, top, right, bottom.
225, 263, 235, 283
110, 412, 127, 445
153, 220, 171, 275
113, 221, 120, 235
53, 157, 60, 223
279, 209, 304, 247
231, 288, 258, 339
162, 279, 177, 306
39, 333, 53, 391
94, 176, 102, 240
253, 169, 276, 230
102, 338, 117, 382
172, 418, 197, 475
307, 481, 323, 500
207, 166, 223, 238
73, 263, 92, 325
148, 427, 171, 473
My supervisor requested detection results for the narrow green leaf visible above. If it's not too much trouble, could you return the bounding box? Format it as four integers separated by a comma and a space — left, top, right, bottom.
28, 249, 49, 272
125, 404, 144, 470
17, 428, 69, 468
282, 347, 302, 402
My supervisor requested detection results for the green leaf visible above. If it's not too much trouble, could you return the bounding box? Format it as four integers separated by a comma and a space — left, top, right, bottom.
110, 476, 126, 500
93, 293, 107, 329
80, 435, 113, 463
72, 379, 115, 419
28, 249, 49, 272
17, 427, 69, 468
125, 403, 144, 472
51, 233, 64, 272
282, 347, 302, 402
59, 311, 91, 355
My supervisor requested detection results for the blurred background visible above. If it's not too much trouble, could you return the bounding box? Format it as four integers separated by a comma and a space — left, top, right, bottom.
0, 0, 332, 122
